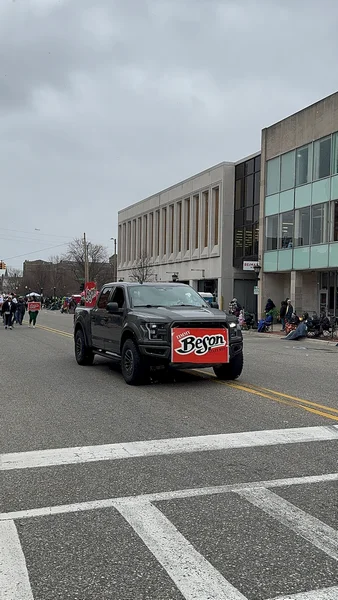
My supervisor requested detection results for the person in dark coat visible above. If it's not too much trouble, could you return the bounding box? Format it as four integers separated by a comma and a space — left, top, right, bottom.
280, 300, 287, 331
15, 297, 26, 325
265, 298, 275, 313
1, 297, 16, 329
285, 299, 294, 323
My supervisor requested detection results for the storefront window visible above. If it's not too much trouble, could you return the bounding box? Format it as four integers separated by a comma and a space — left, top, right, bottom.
281, 150, 295, 191
311, 203, 328, 244
296, 144, 312, 186
280, 211, 294, 249
266, 157, 280, 196
266, 215, 278, 251
313, 136, 331, 180
294, 207, 310, 247
235, 178, 243, 210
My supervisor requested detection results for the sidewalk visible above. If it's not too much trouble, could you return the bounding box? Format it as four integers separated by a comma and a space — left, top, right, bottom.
243, 329, 338, 344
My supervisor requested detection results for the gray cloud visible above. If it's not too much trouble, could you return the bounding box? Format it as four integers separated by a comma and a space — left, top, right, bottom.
0, 0, 338, 268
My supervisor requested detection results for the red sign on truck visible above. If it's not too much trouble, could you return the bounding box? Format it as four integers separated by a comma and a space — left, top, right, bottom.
85, 282, 98, 308
171, 328, 229, 364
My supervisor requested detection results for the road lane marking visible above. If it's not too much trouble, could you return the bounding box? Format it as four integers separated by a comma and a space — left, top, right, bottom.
1, 472, 338, 522
114, 500, 247, 600
0, 520, 34, 599
270, 587, 338, 599
232, 381, 338, 416
238, 487, 338, 561
194, 370, 338, 422
1, 425, 338, 471
30, 325, 338, 421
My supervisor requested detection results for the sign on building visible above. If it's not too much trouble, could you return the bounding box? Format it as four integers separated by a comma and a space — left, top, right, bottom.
243, 261, 258, 271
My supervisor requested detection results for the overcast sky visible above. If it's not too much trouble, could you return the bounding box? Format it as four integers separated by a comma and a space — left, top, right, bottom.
1, 0, 338, 269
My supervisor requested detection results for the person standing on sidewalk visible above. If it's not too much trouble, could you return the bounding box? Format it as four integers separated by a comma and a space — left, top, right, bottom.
28, 296, 40, 328
280, 299, 287, 331
1, 296, 15, 329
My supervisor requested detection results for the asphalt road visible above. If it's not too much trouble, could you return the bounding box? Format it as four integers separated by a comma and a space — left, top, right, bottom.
1, 310, 338, 600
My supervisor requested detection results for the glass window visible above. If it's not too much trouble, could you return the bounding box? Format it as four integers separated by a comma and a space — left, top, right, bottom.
294, 207, 310, 247
296, 144, 312, 186
253, 204, 259, 222
213, 187, 219, 246
235, 163, 244, 180
177, 203, 182, 252
311, 203, 328, 244
332, 133, 338, 175
254, 172, 260, 205
235, 178, 243, 209
235, 228, 244, 258
245, 159, 254, 176
194, 195, 199, 249
245, 207, 253, 224
313, 136, 331, 180
266, 215, 278, 251
281, 151, 295, 191
254, 155, 261, 172
245, 174, 254, 206
333, 202, 338, 242
244, 226, 253, 256
253, 224, 259, 255
235, 210, 244, 227
97, 287, 111, 309
203, 190, 209, 247
111, 286, 125, 309
184, 198, 190, 251
280, 211, 294, 249
266, 157, 280, 196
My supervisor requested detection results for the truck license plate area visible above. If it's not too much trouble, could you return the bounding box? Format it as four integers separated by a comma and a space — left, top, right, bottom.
171, 327, 229, 364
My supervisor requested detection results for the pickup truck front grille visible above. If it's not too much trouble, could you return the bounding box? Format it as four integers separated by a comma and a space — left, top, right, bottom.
171, 322, 227, 330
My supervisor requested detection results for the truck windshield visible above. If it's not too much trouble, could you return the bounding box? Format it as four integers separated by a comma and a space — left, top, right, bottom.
128, 285, 208, 308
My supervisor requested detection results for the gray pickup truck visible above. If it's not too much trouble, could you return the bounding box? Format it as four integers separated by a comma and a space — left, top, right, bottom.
74, 282, 243, 385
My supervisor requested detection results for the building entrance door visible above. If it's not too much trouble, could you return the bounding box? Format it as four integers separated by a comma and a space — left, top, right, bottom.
319, 290, 328, 315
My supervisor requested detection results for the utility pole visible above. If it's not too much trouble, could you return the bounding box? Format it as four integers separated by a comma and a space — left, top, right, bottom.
83, 232, 89, 286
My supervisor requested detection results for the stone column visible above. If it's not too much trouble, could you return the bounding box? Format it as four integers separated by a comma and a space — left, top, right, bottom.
290, 271, 303, 314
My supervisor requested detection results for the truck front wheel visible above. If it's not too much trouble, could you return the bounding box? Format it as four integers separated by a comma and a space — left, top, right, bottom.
121, 338, 149, 385
213, 351, 243, 380
75, 329, 94, 366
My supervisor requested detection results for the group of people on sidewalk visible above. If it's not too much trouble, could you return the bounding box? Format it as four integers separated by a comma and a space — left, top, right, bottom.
0, 294, 40, 330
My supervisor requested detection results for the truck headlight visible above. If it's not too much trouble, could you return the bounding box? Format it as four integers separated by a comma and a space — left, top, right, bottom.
141, 322, 167, 340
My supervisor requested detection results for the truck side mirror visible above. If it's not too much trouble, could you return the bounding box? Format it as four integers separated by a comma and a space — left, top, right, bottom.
107, 302, 119, 313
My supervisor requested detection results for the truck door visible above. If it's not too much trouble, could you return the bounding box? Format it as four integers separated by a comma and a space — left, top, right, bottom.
90, 286, 113, 349
105, 286, 126, 354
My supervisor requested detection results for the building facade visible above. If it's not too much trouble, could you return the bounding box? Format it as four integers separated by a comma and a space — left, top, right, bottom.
259, 92, 338, 317
118, 162, 236, 309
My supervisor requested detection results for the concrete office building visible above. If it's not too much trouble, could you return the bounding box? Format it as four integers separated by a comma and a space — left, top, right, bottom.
259, 91, 338, 317
118, 155, 261, 312
118, 162, 237, 309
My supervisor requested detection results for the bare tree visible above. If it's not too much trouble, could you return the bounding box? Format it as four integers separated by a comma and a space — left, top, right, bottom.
63, 238, 109, 285
48, 255, 64, 295
129, 252, 154, 283
3, 268, 23, 294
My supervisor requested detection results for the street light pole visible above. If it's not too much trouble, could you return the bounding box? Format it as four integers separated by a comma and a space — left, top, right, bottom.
83, 232, 89, 287
110, 237, 117, 282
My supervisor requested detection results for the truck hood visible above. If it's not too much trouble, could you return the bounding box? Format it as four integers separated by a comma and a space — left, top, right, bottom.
130, 305, 233, 323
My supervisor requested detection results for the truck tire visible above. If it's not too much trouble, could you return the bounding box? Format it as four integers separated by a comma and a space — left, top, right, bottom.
213, 351, 243, 381
121, 338, 149, 385
75, 329, 94, 366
